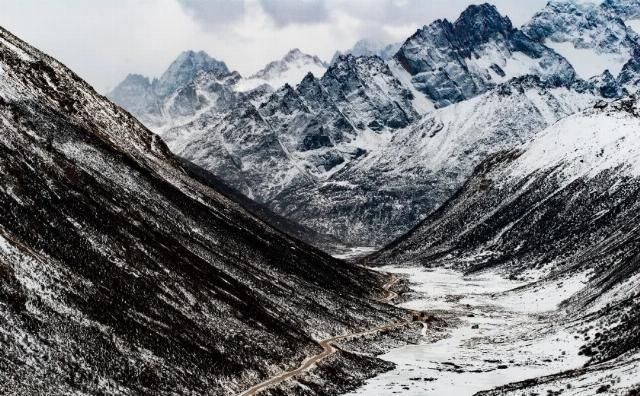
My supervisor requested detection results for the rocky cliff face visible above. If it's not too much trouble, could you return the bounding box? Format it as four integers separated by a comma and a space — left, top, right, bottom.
0, 26, 402, 395
394, 3, 576, 108
523, 0, 640, 93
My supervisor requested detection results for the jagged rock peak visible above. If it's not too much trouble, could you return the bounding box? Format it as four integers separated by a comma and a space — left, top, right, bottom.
166, 50, 229, 74
252, 48, 327, 79
157, 50, 229, 95
297, 72, 323, 92
394, 2, 575, 107
119, 73, 152, 87
452, 3, 514, 41
281, 48, 326, 66
240, 48, 328, 91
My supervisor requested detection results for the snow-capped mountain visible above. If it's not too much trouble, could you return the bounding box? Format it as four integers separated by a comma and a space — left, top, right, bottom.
270, 76, 597, 246
109, 50, 240, 130
110, 1, 640, 251
602, 0, 640, 19
367, 96, 640, 393
331, 38, 402, 64
237, 48, 328, 92
522, 0, 640, 80
370, 95, 640, 269
393, 3, 576, 108
155, 49, 230, 95
163, 54, 419, 204
110, 48, 330, 132
0, 25, 403, 394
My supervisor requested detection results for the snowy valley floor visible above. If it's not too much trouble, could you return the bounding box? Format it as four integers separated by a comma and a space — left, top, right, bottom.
343, 266, 630, 395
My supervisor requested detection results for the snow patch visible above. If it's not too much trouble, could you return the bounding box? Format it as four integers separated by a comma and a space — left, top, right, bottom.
546, 41, 631, 78
625, 19, 640, 34
388, 60, 434, 115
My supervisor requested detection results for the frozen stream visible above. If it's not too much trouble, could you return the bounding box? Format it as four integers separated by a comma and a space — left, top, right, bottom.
346, 266, 590, 395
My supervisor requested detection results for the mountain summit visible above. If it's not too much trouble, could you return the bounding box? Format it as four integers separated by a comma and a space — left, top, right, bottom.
393, 3, 576, 107
237, 48, 328, 91
155, 50, 229, 95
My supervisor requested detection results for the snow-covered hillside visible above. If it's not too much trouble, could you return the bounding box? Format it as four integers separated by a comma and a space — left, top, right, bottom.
271, 76, 597, 246
366, 96, 640, 394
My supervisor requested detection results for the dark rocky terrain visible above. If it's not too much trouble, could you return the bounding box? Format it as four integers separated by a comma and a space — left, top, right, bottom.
0, 26, 407, 395
7, 1, 640, 393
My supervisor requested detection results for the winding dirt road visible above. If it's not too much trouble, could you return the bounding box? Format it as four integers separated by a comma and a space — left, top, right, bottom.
239, 275, 406, 396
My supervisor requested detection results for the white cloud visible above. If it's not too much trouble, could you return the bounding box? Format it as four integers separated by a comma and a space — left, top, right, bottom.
0, 0, 555, 93
177, 0, 246, 27
259, 0, 329, 26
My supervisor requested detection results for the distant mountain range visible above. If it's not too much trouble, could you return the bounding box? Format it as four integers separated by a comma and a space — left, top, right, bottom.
109, 0, 640, 251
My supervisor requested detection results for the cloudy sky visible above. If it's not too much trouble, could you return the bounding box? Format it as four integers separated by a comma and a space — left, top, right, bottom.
0, 0, 553, 93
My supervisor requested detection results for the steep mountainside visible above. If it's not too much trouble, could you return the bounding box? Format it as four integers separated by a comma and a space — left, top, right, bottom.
393, 4, 576, 108
178, 157, 348, 252
367, 96, 640, 393
0, 26, 403, 395
369, 96, 640, 270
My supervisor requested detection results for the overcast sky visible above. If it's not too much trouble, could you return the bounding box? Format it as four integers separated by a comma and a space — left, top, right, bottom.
0, 0, 553, 93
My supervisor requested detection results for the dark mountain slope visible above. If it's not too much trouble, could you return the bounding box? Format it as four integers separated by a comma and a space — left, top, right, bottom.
178, 156, 349, 252
0, 26, 402, 395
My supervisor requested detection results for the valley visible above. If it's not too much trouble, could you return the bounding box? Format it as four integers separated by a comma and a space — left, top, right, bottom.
2, 0, 640, 394
348, 266, 592, 395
